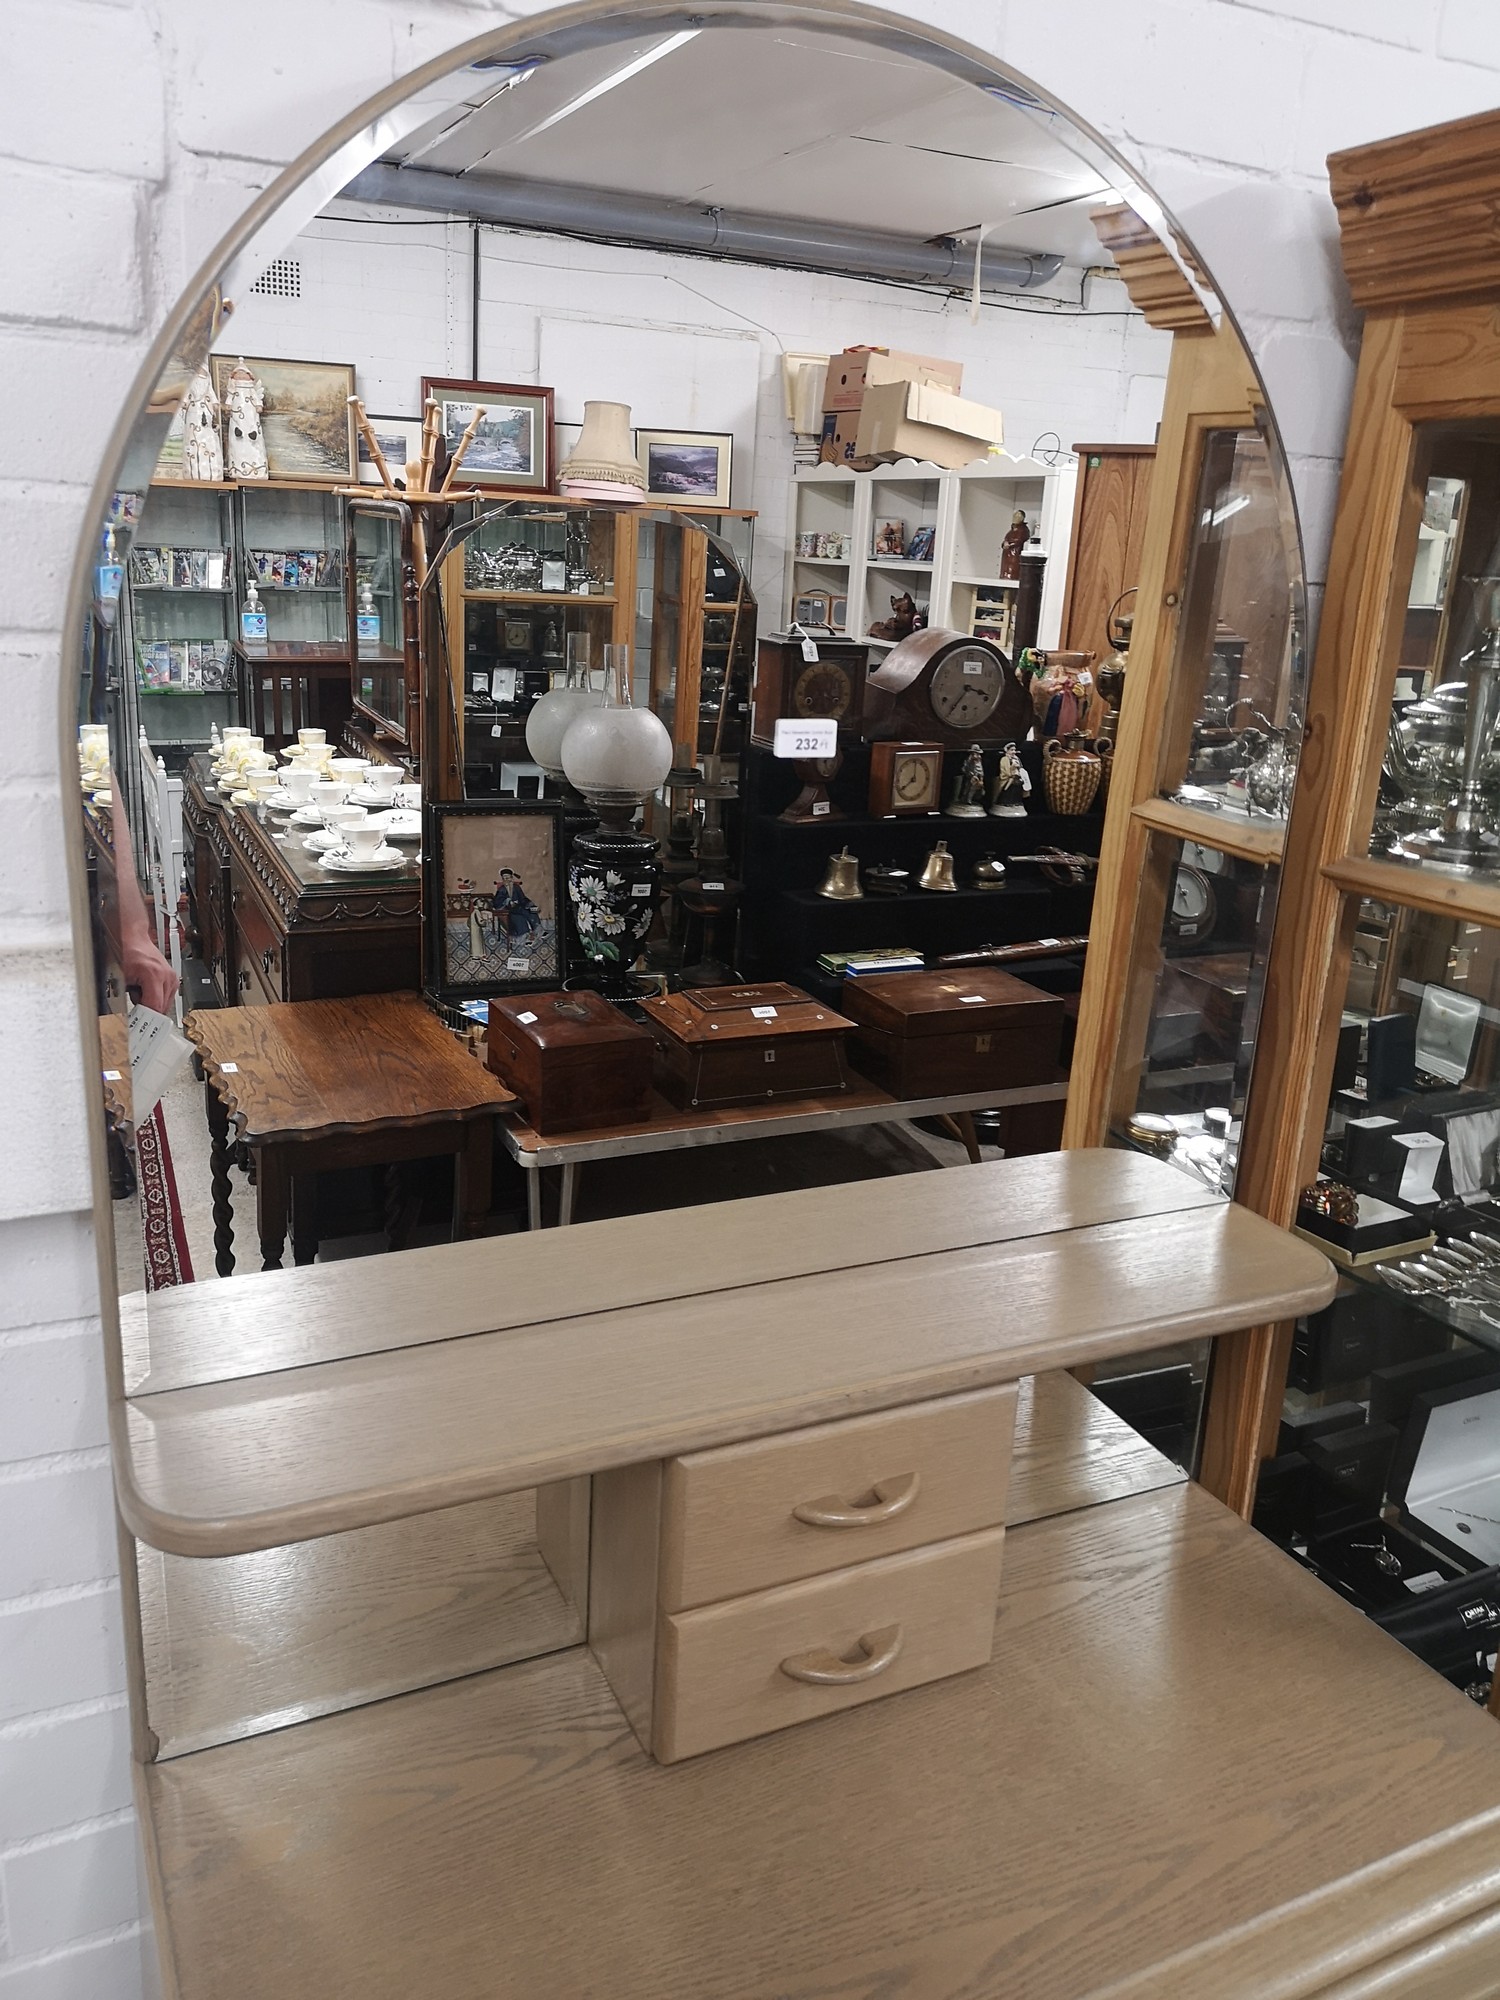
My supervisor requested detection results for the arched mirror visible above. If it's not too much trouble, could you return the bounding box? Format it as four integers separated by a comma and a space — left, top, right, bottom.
62, 9, 1307, 1983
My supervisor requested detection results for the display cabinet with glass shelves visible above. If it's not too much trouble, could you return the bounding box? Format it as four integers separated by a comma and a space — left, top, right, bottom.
124, 483, 241, 753
1189, 111, 1500, 1705
235, 484, 351, 745
346, 498, 417, 755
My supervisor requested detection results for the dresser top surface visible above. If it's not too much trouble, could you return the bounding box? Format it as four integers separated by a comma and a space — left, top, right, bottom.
144, 1478, 1500, 2000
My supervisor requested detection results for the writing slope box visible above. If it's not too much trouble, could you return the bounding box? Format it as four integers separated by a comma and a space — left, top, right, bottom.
638, 983, 854, 1112
1388, 1379, 1500, 1571
855, 381, 1004, 472
487, 990, 653, 1136
822, 347, 964, 412
840, 967, 1063, 1099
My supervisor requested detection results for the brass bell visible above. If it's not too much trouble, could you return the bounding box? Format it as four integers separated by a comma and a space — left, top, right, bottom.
972, 853, 1007, 890
817, 846, 863, 900
918, 840, 957, 892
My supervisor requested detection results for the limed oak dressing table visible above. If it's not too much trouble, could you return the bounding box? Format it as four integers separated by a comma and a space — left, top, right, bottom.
110, 1153, 1500, 1995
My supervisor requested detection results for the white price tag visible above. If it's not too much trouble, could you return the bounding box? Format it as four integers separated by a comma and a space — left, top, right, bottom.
773, 717, 837, 759
751, 1005, 779, 1020
1406, 1572, 1446, 1593
963, 659, 983, 675
219, 1062, 238, 1074
1038, 937, 1062, 947
800, 638, 820, 662
505, 956, 529, 972
516, 1011, 538, 1024
960, 995, 986, 1005
702, 880, 725, 892
491, 724, 504, 738
631, 882, 651, 897
812, 799, 831, 816
101, 1069, 122, 1081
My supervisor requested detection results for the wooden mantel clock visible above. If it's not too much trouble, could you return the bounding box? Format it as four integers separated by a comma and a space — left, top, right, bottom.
862, 629, 1033, 747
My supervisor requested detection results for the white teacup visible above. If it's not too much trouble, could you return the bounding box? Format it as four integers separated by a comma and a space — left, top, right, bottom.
345, 821, 384, 860
312, 779, 351, 814
363, 765, 402, 799
222, 727, 252, 745
297, 727, 326, 748
320, 803, 366, 835
283, 766, 316, 804
244, 768, 280, 798
328, 758, 369, 786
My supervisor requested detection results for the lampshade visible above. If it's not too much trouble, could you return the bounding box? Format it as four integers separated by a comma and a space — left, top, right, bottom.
560, 646, 671, 806
558, 401, 645, 503
526, 683, 602, 780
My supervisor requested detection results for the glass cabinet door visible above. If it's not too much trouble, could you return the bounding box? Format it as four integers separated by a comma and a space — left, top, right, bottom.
347, 499, 413, 745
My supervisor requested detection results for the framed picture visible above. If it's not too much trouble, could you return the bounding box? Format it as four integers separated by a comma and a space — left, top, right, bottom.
209, 355, 357, 482
422, 377, 555, 493
357, 415, 425, 487
905, 524, 936, 562
635, 428, 733, 507
424, 799, 567, 1001
872, 517, 906, 559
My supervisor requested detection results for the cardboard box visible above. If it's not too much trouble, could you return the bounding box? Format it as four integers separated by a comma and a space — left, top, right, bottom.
819, 408, 863, 466
855, 380, 1004, 470
822, 347, 964, 411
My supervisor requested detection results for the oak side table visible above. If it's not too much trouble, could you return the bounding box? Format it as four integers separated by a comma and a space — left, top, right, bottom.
185, 993, 515, 1273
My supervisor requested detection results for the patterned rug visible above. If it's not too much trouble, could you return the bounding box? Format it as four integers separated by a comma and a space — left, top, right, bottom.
136, 1103, 194, 1290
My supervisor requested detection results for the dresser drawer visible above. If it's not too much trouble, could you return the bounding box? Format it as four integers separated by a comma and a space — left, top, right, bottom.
658, 1385, 1016, 1611
654, 1527, 1005, 1762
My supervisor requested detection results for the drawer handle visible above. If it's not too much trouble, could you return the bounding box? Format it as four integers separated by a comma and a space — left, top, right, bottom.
792, 1472, 921, 1530
780, 1624, 904, 1687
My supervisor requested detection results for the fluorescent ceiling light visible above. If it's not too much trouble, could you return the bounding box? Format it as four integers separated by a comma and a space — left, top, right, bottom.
496, 31, 700, 150
404, 65, 539, 165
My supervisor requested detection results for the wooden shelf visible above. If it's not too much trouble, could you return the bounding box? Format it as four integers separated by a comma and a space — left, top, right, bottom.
141, 1475, 1500, 2000
1323, 850, 1500, 928
114, 1153, 1332, 1558
1132, 794, 1286, 865
459, 590, 617, 606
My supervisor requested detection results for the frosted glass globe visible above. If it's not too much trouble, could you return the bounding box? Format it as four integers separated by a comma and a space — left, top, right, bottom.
525, 685, 601, 779
561, 700, 673, 800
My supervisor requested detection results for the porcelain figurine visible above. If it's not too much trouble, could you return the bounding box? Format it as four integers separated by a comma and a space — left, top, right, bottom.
945, 744, 988, 818
222, 359, 268, 481
989, 741, 1031, 817
181, 363, 223, 481
999, 509, 1030, 582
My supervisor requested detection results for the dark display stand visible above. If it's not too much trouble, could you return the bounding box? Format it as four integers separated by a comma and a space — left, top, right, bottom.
736, 742, 1101, 981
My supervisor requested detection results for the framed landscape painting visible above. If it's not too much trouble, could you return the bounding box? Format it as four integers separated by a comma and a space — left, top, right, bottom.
209, 355, 357, 481
422, 377, 555, 493
635, 429, 733, 507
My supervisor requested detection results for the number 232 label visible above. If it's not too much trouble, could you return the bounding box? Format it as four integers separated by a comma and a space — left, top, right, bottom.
773, 717, 837, 759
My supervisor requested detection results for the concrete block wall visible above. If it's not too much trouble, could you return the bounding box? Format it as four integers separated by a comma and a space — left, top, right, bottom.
0, 2, 1496, 1990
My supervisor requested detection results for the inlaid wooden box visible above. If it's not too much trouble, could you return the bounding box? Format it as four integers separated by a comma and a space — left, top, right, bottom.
486, 990, 653, 1135
840, 968, 1063, 1097
637, 983, 853, 1111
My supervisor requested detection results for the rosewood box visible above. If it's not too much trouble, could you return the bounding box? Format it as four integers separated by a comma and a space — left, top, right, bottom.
840, 968, 1063, 1098
487, 990, 654, 1134
637, 983, 854, 1111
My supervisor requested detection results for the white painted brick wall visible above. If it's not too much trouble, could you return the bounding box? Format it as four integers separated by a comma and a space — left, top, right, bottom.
0, 3, 1496, 1990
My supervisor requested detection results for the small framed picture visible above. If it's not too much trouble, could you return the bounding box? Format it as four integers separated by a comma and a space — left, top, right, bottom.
357, 415, 425, 488
872, 518, 906, 559
635, 429, 733, 508
424, 800, 567, 1003
422, 377, 556, 493
209, 355, 358, 483
905, 524, 936, 562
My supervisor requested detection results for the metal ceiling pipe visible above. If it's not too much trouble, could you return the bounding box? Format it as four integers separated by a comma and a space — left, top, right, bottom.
341, 161, 1065, 290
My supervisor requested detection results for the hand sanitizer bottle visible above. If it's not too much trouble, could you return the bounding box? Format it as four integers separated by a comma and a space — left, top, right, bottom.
240, 578, 268, 645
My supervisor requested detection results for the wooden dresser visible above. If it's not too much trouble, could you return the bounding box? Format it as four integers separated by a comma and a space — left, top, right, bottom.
225, 803, 420, 1005
181, 755, 236, 1002
111, 1153, 1500, 1996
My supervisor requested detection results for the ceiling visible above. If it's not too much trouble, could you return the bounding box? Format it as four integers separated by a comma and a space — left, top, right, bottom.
387, 27, 1116, 270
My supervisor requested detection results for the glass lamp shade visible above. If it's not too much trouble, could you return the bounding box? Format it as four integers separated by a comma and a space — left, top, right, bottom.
525, 684, 602, 781
560, 699, 672, 808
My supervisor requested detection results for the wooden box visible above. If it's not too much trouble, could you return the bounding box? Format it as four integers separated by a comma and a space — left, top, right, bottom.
486, 990, 653, 1135
840, 968, 1063, 1098
638, 983, 854, 1111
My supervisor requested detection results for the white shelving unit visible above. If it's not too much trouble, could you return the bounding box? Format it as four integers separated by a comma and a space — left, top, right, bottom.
783, 454, 1077, 653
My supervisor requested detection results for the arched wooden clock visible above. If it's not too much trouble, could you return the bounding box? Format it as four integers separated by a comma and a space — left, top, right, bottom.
750, 635, 871, 749
862, 628, 1032, 747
